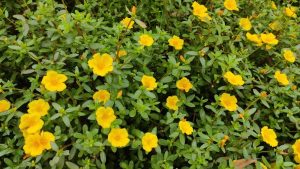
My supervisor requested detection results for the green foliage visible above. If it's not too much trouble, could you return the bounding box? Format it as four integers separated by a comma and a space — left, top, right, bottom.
0, 0, 300, 168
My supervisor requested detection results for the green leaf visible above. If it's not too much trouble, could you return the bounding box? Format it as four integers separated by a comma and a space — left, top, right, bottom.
144, 90, 156, 98
62, 116, 71, 127
8, 45, 21, 50
51, 142, 59, 152
66, 161, 79, 169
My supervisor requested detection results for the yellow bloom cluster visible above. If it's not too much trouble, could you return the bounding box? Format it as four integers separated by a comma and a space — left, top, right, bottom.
23, 131, 55, 157
3, 0, 298, 161
19, 99, 55, 157
93, 103, 160, 152
246, 32, 279, 49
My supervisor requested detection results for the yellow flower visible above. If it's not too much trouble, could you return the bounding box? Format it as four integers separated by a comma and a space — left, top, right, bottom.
284, 7, 297, 18
217, 9, 224, 16
19, 114, 44, 135
224, 71, 244, 86
293, 139, 300, 156
260, 91, 268, 98
269, 21, 281, 31
283, 49, 296, 63
28, 99, 50, 117
219, 135, 229, 148
261, 126, 278, 147
117, 90, 123, 98
93, 90, 110, 103
220, 93, 238, 111
192, 2, 207, 16
142, 132, 158, 152
274, 70, 289, 86
0, 100, 10, 112
179, 119, 193, 135
139, 34, 154, 47
292, 85, 297, 91
131, 6, 137, 15
121, 17, 134, 29
168, 36, 184, 50
239, 18, 252, 31
41, 70, 68, 92
260, 162, 268, 169
176, 77, 193, 92
224, 0, 239, 11
117, 50, 127, 57
261, 33, 278, 45
246, 33, 262, 46
141, 75, 158, 91
166, 96, 179, 111
179, 55, 186, 62
108, 128, 130, 148
88, 53, 114, 77
23, 131, 55, 157
271, 1, 277, 10
192, 2, 211, 22
96, 107, 116, 128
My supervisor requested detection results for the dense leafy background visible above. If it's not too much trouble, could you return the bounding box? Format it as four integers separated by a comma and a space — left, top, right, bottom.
0, 0, 300, 168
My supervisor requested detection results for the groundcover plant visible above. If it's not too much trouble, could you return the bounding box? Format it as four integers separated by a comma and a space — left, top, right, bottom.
0, 0, 300, 168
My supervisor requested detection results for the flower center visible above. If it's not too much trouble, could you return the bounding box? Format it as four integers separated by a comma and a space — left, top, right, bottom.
50, 77, 59, 85
114, 134, 121, 141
